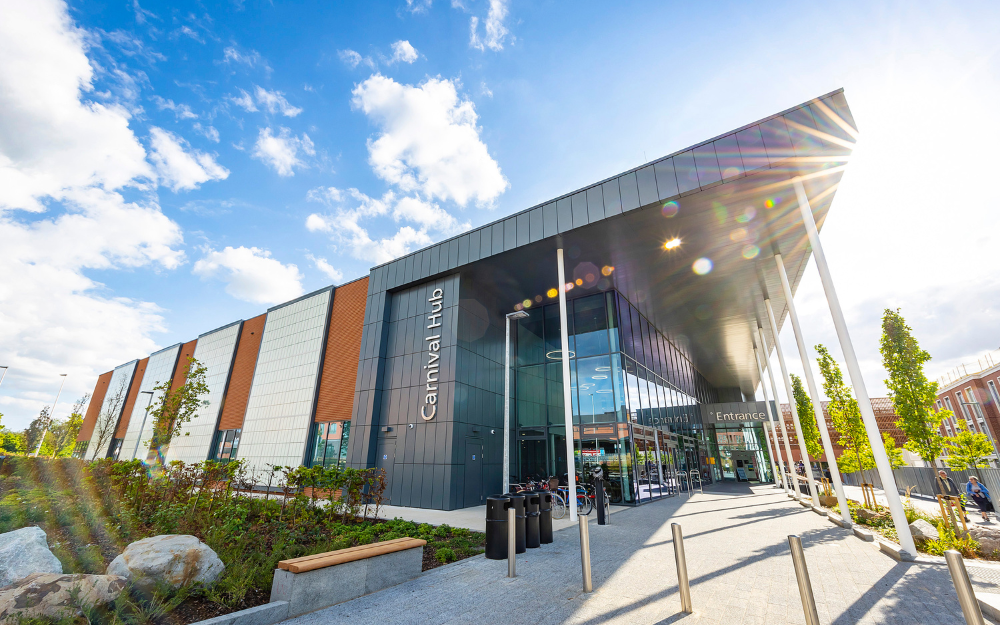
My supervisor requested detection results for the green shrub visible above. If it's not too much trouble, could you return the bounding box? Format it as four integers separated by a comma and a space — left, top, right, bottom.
435, 547, 456, 563
924, 523, 979, 557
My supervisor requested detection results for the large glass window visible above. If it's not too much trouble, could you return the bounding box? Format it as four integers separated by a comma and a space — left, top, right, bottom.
546, 362, 565, 425
307, 422, 350, 469
516, 365, 546, 427
213, 428, 242, 463
575, 356, 617, 423
517, 308, 544, 366
572, 294, 609, 358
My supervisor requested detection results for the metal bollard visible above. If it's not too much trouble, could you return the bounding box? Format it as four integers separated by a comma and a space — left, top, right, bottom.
671, 523, 692, 613
945, 550, 986, 625
788, 535, 819, 625
579, 513, 593, 592
507, 505, 516, 578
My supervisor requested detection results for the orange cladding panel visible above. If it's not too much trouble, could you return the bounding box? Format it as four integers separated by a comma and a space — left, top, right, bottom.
170, 340, 199, 392
115, 358, 149, 438
315, 277, 368, 423
78, 371, 113, 442
218, 314, 266, 431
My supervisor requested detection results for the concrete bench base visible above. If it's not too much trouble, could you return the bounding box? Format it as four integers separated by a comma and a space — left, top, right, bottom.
190, 601, 289, 625
270, 546, 423, 618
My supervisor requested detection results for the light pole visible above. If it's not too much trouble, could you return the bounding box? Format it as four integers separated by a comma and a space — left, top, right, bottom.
132, 391, 156, 461
34, 374, 67, 456
0, 366, 8, 389
504, 310, 529, 494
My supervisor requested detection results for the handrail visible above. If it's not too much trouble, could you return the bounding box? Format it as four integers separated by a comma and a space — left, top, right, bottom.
689, 470, 703, 496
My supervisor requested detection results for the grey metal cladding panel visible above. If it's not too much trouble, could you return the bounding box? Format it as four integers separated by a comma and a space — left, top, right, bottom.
673, 151, 699, 195
468, 229, 481, 263
586, 186, 604, 223
736, 125, 768, 172
457, 234, 470, 266
528, 207, 544, 242
783, 106, 820, 156
448, 238, 459, 270
492, 222, 504, 254
821, 92, 857, 138
636, 165, 658, 206
503, 217, 517, 252
428, 244, 440, 275
759, 117, 795, 164
693, 143, 722, 187
602, 179, 622, 217
516, 212, 529, 246
421, 249, 432, 278
619, 172, 640, 212
480, 225, 493, 258
571, 192, 588, 228
385, 262, 397, 291
653, 159, 679, 201
403, 255, 414, 284
714, 134, 744, 180
542, 202, 558, 236
556, 197, 572, 233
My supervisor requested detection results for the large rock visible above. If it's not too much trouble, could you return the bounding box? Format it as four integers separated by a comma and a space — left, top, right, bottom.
856, 508, 888, 523
0, 527, 63, 587
909, 519, 940, 546
0, 573, 125, 620
107, 535, 224, 590
970, 525, 1000, 555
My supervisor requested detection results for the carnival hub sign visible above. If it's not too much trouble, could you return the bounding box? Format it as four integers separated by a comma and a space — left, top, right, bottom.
421, 288, 444, 421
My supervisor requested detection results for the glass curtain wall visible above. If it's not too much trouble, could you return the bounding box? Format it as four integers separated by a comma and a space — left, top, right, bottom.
511, 289, 711, 505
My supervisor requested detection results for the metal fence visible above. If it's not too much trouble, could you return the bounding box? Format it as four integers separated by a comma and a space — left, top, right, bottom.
842, 466, 1000, 502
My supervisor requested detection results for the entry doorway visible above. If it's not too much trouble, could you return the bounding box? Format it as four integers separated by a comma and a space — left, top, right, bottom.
731, 451, 760, 482
465, 439, 484, 506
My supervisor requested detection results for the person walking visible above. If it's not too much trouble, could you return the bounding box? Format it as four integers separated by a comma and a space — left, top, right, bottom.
937, 470, 969, 523
967, 476, 995, 522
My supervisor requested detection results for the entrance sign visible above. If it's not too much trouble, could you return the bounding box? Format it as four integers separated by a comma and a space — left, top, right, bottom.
699, 401, 777, 423
422, 288, 444, 421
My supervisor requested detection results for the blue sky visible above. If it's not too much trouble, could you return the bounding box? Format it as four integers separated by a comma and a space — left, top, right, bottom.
2, 0, 999, 429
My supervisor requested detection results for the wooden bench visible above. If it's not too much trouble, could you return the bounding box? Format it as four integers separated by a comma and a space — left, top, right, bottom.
270, 537, 427, 618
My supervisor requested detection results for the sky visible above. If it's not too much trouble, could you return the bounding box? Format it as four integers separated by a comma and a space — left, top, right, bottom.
1, 0, 999, 430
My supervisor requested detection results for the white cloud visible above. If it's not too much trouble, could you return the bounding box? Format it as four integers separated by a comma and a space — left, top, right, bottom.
229, 88, 257, 112
389, 40, 419, 64
351, 74, 507, 206
222, 45, 265, 69
339, 49, 376, 70
192, 246, 304, 305
307, 254, 343, 282
149, 95, 197, 119
193, 122, 220, 142
148, 127, 229, 192
480, 81, 493, 98
254, 85, 302, 117
406, 0, 432, 14
251, 126, 314, 176
469, 0, 511, 52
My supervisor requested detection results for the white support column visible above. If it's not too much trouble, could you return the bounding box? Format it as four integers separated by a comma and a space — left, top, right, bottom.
765, 298, 820, 506
754, 344, 787, 493
503, 316, 512, 495
775, 253, 852, 524
760, 326, 801, 499
557, 249, 578, 522
793, 177, 915, 556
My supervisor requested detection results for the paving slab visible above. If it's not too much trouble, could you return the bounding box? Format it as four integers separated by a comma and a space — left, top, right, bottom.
285, 483, 1000, 625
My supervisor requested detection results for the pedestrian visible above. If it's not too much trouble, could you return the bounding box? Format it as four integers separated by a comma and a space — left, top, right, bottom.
936, 470, 970, 522
967, 476, 995, 522
824, 467, 832, 481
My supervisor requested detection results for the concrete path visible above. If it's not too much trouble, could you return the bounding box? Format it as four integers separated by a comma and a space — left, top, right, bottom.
286, 483, 1000, 625
376, 500, 629, 533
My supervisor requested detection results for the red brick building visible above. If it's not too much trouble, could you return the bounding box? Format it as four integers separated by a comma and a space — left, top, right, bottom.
772, 397, 906, 464
934, 349, 1000, 466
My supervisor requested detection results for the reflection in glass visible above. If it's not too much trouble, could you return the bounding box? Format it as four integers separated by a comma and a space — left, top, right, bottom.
572, 294, 609, 357
517, 308, 544, 366
575, 356, 616, 423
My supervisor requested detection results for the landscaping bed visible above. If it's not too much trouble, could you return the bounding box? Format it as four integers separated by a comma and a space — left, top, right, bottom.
0, 457, 484, 624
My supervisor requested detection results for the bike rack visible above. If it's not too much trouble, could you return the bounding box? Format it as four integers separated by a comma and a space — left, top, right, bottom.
689, 470, 703, 496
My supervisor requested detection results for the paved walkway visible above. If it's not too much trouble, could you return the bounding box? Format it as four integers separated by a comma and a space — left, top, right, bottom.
286, 483, 1000, 625
375, 501, 629, 533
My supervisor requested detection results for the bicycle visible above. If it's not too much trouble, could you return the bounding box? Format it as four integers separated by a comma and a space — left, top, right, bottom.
513, 478, 569, 519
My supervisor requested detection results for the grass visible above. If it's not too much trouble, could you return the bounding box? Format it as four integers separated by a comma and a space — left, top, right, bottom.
0, 457, 484, 624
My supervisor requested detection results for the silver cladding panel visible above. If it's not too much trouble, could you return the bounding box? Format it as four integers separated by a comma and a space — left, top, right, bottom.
120, 344, 181, 462
237, 290, 331, 473
86, 360, 137, 459
164, 324, 240, 464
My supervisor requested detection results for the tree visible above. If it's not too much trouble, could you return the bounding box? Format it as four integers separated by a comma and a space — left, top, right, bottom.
815, 345, 875, 475
790, 374, 823, 459
944, 421, 994, 471
880, 309, 947, 462
146, 357, 209, 464
25, 407, 53, 455
883, 432, 905, 470
90, 377, 128, 459
48, 394, 88, 458
0, 429, 27, 454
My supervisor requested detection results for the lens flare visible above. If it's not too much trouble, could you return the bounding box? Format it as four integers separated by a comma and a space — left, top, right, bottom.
661, 201, 679, 218
729, 228, 747, 242
523, 299, 532, 308
514, 303, 523, 311
742, 245, 760, 259
601, 265, 614, 276
764, 199, 774, 209
575, 278, 583, 286
547, 288, 558, 298
735, 206, 757, 223
534, 295, 543, 303
692, 258, 713, 275
565, 282, 575, 292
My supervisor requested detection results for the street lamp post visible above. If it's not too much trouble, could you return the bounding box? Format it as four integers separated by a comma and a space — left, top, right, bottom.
34, 374, 67, 456
0, 366, 8, 389
132, 391, 156, 461
504, 310, 529, 494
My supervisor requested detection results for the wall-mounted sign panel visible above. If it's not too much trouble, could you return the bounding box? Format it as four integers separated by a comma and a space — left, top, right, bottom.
699, 401, 778, 423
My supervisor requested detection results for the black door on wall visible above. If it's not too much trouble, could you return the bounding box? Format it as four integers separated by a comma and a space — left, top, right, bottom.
377, 439, 395, 477
465, 439, 484, 506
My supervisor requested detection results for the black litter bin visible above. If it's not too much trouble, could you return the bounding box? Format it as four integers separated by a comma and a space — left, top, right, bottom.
485, 494, 510, 560
524, 492, 541, 548
538, 492, 553, 544
506, 493, 526, 554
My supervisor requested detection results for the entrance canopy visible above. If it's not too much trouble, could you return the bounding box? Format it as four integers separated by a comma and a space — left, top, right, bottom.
371, 89, 857, 397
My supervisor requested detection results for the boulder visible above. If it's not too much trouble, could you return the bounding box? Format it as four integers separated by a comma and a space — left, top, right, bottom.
107, 535, 223, 590
0, 573, 125, 621
909, 519, 940, 545
856, 508, 887, 523
0, 526, 63, 587
970, 525, 1000, 555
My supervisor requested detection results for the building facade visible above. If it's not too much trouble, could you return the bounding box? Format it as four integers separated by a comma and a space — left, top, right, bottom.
934, 349, 1000, 467
77, 89, 859, 510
